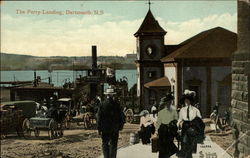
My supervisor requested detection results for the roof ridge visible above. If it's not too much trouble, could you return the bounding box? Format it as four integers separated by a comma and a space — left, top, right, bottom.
168, 28, 219, 57
161, 27, 237, 62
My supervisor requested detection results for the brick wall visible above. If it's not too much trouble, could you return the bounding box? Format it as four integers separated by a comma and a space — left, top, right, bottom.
232, 58, 250, 157
232, 0, 250, 157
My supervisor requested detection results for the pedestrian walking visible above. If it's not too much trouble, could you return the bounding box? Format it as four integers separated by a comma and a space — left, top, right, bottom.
97, 87, 125, 158
156, 93, 179, 158
177, 90, 205, 158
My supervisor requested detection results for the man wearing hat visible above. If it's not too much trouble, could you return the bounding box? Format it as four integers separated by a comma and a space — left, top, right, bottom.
177, 89, 204, 158
97, 87, 125, 158
156, 93, 179, 158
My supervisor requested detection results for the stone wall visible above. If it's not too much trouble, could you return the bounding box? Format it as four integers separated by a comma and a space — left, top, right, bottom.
232, 59, 250, 157
232, 0, 250, 157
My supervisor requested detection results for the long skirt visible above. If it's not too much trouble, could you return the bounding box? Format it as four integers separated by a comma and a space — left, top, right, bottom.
139, 124, 155, 144
158, 124, 178, 158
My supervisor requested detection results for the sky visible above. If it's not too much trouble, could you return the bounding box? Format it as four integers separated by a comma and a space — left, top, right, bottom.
0, 1, 237, 57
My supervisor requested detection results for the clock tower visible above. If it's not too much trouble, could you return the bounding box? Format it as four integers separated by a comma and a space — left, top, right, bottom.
134, 9, 167, 110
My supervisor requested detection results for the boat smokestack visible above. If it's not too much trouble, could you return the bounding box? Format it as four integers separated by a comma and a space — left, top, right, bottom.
92, 45, 97, 69
34, 71, 37, 87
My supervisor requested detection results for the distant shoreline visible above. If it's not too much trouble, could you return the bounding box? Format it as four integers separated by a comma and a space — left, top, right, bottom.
1, 52, 137, 71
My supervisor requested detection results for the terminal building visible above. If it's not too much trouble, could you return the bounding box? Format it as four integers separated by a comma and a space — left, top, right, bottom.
135, 8, 237, 117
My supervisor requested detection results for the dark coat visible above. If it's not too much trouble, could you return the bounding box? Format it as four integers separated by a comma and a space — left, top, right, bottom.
178, 117, 205, 157
181, 117, 205, 144
139, 123, 155, 144
97, 97, 125, 133
158, 120, 179, 157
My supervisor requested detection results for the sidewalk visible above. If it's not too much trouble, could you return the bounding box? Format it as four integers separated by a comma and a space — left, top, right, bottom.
98, 136, 232, 158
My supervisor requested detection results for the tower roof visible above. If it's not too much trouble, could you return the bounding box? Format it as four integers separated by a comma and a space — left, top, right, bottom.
134, 10, 167, 37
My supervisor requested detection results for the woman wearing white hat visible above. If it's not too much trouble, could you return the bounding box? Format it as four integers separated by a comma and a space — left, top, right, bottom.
177, 89, 204, 158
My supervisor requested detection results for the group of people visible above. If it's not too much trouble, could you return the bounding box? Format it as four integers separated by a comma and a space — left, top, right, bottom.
96, 87, 205, 158
138, 89, 205, 158
209, 101, 231, 132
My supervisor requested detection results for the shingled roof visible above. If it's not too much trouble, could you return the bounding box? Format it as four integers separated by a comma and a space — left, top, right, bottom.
144, 77, 171, 88
134, 9, 166, 37
161, 27, 237, 62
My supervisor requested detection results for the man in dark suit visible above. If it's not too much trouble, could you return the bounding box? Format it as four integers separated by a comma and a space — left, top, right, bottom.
97, 87, 125, 158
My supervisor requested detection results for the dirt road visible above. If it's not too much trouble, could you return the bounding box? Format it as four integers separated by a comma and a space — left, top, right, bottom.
0, 123, 139, 158
1, 120, 234, 158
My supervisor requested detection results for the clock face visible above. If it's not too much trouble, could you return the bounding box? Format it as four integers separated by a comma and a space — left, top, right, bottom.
147, 46, 153, 55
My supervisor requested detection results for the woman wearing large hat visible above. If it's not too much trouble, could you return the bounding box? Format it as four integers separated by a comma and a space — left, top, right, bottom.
177, 89, 201, 126
156, 92, 179, 158
177, 89, 204, 158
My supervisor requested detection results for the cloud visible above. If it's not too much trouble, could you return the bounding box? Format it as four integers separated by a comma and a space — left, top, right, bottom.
156, 13, 237, 44
1, 12, 236, 56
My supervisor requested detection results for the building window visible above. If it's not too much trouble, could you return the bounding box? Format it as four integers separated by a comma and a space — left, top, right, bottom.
148, 71, 156, 78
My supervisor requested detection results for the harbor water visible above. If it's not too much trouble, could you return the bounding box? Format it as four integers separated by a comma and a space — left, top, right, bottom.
0, 69, 137, 89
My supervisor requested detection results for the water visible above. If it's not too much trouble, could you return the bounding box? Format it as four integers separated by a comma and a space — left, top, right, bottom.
0, 69, 137, 89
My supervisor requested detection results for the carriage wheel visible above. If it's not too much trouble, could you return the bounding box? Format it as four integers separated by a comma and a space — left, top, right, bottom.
125, 109, 134, 123
22, 118, 31, 138
34, 129, 40, 137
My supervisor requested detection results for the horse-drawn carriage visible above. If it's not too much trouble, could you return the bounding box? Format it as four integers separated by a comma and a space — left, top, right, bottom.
0, 99, 70, 139
56, 98, 75, 128
0, 100, 37, 138
28, 105, 67, 139
26, 98, 71, 139
54, 98, 94, 129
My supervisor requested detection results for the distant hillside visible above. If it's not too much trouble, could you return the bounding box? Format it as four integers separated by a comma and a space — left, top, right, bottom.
0, 53, 136, 70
